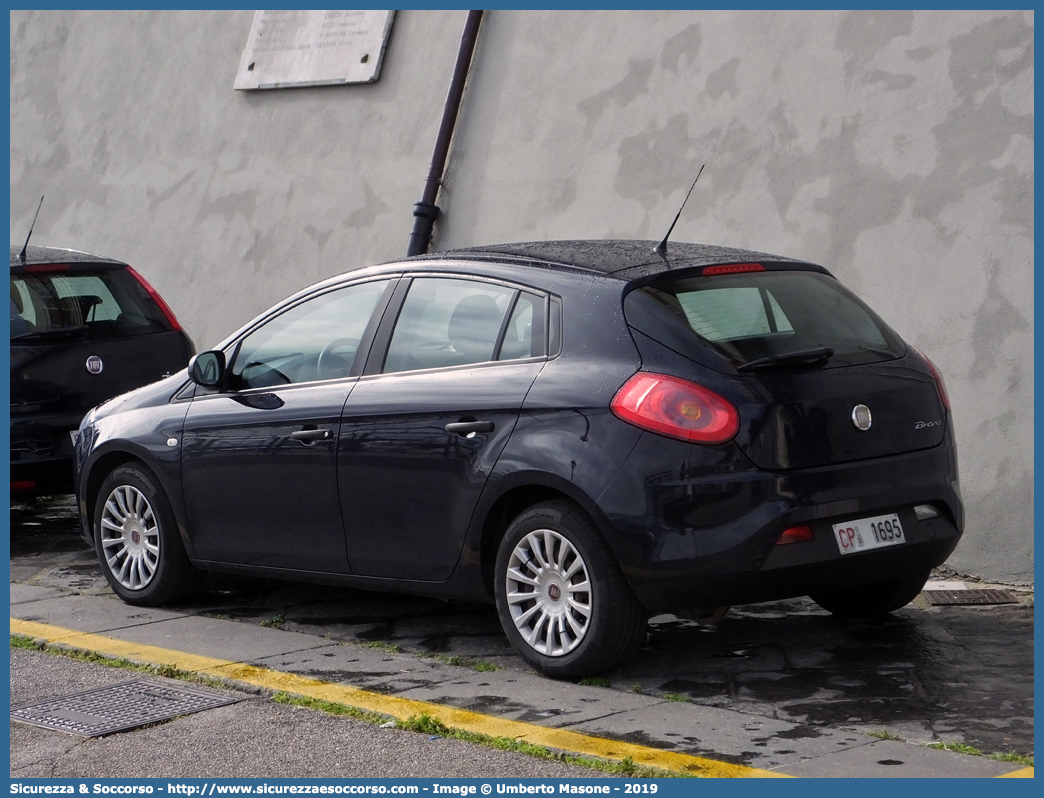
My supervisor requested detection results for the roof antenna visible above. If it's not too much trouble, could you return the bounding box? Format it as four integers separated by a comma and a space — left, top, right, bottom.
654, 164, 704, 255
19, 195, 44, 263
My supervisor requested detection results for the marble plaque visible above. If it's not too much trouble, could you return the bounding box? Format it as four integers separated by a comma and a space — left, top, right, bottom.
234, 10, 395, 90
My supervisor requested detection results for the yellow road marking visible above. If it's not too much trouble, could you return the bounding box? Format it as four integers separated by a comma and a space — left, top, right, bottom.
12, 618, 1031, 779
11, 618, 786, 778
997, 767, 1034, 778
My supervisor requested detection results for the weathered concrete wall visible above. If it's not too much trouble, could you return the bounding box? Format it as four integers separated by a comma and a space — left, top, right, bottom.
10, 10, 1033, 582
11, 9, 464, 342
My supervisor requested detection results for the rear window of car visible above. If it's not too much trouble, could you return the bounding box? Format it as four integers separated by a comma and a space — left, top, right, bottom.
10, 268, 171, 341
625, 269, 906, 369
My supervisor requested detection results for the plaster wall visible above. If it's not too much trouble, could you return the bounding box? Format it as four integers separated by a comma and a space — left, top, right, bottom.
9, 10, 1034, 582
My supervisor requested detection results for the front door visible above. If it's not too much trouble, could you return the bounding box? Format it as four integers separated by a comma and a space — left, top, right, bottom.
181, 278, 394, 573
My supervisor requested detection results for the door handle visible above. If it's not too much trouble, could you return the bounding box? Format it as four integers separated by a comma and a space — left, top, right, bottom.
445, 420, 495, 436
290, 428, 333, 443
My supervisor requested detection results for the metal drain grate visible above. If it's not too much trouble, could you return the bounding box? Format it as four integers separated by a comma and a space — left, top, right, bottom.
921, 588, 1018, 606
11, 679, 242, 737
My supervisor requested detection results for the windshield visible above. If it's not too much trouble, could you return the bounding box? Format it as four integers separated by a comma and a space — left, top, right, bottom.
10, 269, 171, 341
625, 270, 906, 369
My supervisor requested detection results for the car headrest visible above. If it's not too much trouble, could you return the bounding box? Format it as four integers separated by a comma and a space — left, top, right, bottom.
11, 280, 24, 313
447, 294, 502, 357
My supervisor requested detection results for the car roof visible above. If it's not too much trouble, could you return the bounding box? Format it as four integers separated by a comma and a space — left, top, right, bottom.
416, 239, 822, 281
10, 245, 127, 269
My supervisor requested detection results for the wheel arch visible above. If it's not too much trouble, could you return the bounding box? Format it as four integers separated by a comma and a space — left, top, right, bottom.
82, 444, 190, 556
473, 474, 614, 600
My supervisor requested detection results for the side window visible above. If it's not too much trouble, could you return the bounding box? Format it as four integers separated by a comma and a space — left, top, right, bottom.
230, 279, 390, 389
548, 295, 562, 356
383, 278, 515, 374
497, 292, 545, 360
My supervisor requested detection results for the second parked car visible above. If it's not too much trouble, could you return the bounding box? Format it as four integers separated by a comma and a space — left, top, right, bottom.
73, 240, 962, 677
11, 245, 194, 496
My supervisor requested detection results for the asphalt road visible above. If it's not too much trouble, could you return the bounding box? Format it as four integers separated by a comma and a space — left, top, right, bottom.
10, 647, 604, 779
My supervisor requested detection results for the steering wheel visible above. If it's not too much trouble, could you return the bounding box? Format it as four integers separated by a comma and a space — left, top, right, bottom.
316, 337, 361, 380
241, 361, 291, 388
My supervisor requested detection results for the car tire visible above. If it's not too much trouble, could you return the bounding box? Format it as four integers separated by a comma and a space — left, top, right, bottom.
94, 463, 201, 606
810, 569, 931, 618
494, 500, 647, 679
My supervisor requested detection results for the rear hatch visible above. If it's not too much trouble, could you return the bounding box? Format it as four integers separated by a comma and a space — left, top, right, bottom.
11, 262, 193, 420
624, 265, 948, 470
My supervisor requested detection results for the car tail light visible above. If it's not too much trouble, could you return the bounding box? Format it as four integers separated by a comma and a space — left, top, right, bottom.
912, 347, 950, 411
126, 266, 183, 331
24, 263, 70, 273
776, 525, 814, 545
11, 480, 36, 491
702, 263, 765, 276
610, 372, 740, 444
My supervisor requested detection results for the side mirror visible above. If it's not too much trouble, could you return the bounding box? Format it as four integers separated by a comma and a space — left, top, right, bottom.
188, 350, 226, 388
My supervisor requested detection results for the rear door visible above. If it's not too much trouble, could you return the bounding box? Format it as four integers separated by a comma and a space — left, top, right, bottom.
338, 275, 547, 580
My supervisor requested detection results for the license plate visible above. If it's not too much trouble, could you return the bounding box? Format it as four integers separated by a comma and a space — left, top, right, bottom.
832, 513, 905, 555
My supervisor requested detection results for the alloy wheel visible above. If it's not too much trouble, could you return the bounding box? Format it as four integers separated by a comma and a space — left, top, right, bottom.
505, 528, 592, 656
99, 484, 160, 591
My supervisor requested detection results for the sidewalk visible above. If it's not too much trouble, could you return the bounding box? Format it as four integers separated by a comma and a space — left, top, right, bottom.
10, 582, 1032, 779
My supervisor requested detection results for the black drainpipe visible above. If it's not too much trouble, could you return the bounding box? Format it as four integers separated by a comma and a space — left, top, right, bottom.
406, 10, 484, 257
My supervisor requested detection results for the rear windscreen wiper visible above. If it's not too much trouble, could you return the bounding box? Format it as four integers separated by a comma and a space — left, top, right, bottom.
736, 346, 834, 372
859, 345, 899, 357
11, 325, 89, 342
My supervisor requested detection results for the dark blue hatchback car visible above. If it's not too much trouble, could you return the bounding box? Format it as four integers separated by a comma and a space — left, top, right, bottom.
74, 241, 962, 677
11, 245, 194, 496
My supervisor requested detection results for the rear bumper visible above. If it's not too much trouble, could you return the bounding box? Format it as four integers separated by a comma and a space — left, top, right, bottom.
11, 457, 75, 495
11, 411, 85, 456
10, 412, 85, 495
597, 427, 962, 613
631, 515, 959, 611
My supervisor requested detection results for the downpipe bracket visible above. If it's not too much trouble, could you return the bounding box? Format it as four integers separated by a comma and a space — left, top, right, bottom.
407, 202, 441, 257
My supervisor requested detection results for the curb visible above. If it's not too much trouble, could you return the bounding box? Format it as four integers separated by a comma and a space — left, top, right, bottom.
11, 618, 789, 779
